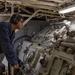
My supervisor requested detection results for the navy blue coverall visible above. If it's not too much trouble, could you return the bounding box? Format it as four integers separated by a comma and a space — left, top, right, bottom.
0, 22, 18, 66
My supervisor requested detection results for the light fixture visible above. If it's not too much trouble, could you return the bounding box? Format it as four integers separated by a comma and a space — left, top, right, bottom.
63, 20, 71, 25
59, 6, 75, 14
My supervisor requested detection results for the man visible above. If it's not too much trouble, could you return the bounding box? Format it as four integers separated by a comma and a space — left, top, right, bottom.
0, 14, 23, 69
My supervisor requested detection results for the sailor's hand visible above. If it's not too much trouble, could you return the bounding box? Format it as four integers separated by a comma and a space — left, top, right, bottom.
12, 64, 19, 69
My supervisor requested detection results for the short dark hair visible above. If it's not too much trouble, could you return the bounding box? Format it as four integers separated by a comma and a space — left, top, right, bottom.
10, 14, 23, 24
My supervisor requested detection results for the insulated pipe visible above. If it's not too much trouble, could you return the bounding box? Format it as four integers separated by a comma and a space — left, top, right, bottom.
11, 3, 14, 15
0, 0, 21, 4
5, 0, 7, 12
22, 9, 61, 26
23, 10, 40, 27
61, 42, 75, 48
63, 38, 75, 43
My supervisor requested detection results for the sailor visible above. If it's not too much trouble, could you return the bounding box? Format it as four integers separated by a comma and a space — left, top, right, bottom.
0, 14, 23, 69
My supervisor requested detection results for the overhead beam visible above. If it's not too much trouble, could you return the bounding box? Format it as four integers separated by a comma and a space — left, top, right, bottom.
23, 1, 57, 7
40, 0, 63, 3
22, 3, 57, 10
0, 0, 21, 4
40, 0, 73, 3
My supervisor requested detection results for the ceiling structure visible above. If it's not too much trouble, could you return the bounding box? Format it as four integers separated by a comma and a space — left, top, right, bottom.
0, 0, 75, 24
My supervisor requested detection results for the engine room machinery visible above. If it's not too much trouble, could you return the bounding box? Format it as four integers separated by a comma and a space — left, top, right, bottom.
0, 0, 75, 75
12, 23, 75, 75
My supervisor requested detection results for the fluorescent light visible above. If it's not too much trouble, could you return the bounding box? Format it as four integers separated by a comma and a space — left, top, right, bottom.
59, 6, 75, 14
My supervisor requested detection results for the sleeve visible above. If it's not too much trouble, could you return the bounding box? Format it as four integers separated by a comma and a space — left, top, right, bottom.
0, 24, 18, 66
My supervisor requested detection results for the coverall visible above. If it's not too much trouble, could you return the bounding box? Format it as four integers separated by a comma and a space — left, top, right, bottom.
0, 22, 18, 66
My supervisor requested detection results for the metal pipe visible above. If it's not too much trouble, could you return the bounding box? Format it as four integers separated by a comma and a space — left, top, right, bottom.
0, 0, 21, 4
0, 13, 31, 17
61, 42, 75, 48
11, 3, 14, 15
0, 12, 59, 17
19, 6, 32, 14
8, 63, 11, 75
5, 0, 7, 12
23, 1, 57, 7
22, 3, 56, 10
23, 10, 40, 27
11, 67, 14, 75
23, 9, 60, 26
64, 38, 75, 43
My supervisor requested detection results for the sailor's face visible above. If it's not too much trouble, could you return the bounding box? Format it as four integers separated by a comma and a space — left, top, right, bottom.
17, 19, 23, 29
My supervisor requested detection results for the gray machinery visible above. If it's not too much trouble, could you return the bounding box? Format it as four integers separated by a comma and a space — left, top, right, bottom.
14, 24, 75, 75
